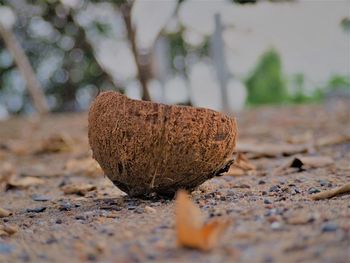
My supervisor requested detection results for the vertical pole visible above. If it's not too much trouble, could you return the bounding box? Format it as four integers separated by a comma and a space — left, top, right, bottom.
211, 13, 230, 113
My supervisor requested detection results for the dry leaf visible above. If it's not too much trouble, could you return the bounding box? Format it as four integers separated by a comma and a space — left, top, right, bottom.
65, 157, 103, 177
61, 183, 96, 195
34, 133, 73, 154
311, 183, 350, 200
175, 190, 230, 251
273, 155, 333, 175
7, 176, 45, 189
237, 141, 308, 158
225, 153, 256, 176
0, 207, 12, 218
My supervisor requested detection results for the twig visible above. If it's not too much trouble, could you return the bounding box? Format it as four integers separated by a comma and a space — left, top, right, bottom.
0, 24, 49, 115
311, 183, 350, 200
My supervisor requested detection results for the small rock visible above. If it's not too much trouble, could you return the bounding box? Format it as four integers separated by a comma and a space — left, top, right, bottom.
319, 180, 328, 187
75, 215, 87, 220
134, 207, 144, 214
269, 185, 280, 192
308, 187, 321, 194
226, 189, 235, 196
46, 237, 58, 244
271, 221, 282, 230
58, 201, 72, 211
127, 205, 136, 210
0, 207, 12, 218
26, 206, 46, 213
31, 195, 52, 202
55, 219, 63, 224
144, 206, 156, 213
321, 222, 338, 232
264, 199, 272, 204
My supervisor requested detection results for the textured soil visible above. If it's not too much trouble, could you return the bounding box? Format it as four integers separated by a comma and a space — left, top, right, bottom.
0, 100, 349, 263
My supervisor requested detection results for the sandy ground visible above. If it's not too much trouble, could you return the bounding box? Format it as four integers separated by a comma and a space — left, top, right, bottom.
0, 100, 349, 263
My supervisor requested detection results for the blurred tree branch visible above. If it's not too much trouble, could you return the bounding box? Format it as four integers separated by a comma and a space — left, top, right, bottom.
0, 23, 49, 115
120, 1, 152, 101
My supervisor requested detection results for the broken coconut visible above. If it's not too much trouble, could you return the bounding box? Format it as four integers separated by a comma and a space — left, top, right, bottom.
88, 91, 237, 198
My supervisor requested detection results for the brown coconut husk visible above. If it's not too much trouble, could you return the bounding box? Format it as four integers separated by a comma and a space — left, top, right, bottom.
88, 91, 237, 198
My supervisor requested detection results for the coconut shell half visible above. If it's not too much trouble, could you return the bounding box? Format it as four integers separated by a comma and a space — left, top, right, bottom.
88, 91, 237, 198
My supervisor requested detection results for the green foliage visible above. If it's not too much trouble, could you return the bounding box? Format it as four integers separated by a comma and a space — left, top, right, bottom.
245, 49, 288, 105
325, 75, 350, 91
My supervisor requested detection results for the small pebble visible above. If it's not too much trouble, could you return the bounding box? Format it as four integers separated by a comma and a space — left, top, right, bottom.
258, 180, 266, 185
31, 195, 52, 202
46, 237, 58, 244
271, 221, 282, 230
321, 222, 338, 232
26, 207, 46, 213
75, 215, 86, 220
134, 207, 144, 214
269, 185, 280, 192
308, 188, 321, 194
144, 206, 156, 213
319, 180, 328, 187
55, 219, 62, 224
264, 199, 272, 204
59, 201, 72, 211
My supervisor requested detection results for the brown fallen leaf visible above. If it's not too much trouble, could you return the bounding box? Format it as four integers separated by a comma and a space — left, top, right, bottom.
273, 155, 333, 175
6, 177, 45, 190
175, 190, 230, 251
34, 133, 73, 154
237, 141, 308, 158
225, 153, 256, 176
61, 183, 96, 195
0, 207, 12, 218
311, 183, 350, 200
65, 157, 103, 177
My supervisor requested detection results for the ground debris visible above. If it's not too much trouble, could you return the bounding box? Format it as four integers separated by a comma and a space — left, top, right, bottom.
61, 183, 97, 195
34, 133, 73, 154
64, 157, 103, 177
0, 224, 18, 236
236, 141, 308, 158
273, 155, 333, 175
225, 153, 256, 176
175, 190, 230, 251
311, 183, 350, 200
6, 176, 45, 190
0, 207, 12, 218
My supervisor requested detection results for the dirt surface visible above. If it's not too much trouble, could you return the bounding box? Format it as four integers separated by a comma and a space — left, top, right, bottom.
0, 100, 349, 263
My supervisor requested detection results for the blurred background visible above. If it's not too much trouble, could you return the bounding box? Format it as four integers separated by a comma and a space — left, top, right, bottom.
0, 0, 349, 119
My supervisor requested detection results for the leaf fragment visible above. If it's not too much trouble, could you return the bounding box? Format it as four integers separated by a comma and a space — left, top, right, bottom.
175, 190, 230, 251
